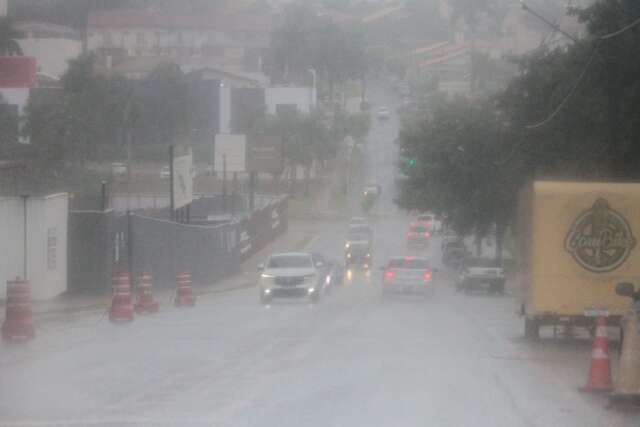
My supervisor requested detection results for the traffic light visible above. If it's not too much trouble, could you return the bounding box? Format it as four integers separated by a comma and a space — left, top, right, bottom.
408, 158, 417, 166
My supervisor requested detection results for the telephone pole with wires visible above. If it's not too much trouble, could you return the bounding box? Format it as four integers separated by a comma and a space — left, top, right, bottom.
519, 1, 640, 177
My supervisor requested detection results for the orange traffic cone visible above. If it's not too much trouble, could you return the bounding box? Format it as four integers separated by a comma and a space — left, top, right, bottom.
109, 271, 134, 322
1, 277, 35, 342
580, 316, 613, 393
175, 272, 196, 307
134, 272, 159, 314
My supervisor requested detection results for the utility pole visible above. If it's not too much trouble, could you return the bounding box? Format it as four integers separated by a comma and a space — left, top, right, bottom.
519, 1, 579, 44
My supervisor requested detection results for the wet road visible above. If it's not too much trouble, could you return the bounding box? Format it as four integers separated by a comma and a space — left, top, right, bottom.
0, 84, 636, 426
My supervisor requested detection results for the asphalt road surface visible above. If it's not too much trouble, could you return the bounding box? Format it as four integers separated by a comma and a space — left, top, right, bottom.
0, 84, 636, 427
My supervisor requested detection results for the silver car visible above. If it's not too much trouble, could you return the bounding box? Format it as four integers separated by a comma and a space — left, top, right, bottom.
258, 253, 323, 304
381, 256, 436, 296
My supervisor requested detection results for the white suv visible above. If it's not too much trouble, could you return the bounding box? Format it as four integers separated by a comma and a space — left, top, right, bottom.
258, 253, 323, 304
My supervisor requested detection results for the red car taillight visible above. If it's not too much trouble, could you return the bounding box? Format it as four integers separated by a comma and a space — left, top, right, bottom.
424, 232, 430, 238
385, 270, 394, 281
423, 271, 433, 281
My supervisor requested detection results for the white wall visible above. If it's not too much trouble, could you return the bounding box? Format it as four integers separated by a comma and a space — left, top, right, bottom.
265, 86, 316, 115
0, 194, 68, 300
19, 38, 81, 79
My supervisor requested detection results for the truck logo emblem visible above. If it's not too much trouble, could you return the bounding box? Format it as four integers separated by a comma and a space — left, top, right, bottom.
565, 198, 636, 273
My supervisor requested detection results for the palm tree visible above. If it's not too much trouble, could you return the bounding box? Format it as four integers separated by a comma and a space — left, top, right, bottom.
0, 18, 24, 56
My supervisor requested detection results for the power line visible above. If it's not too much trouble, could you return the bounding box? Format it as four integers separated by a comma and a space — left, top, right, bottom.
525, 41, 601, 129
599, 15, 640, 40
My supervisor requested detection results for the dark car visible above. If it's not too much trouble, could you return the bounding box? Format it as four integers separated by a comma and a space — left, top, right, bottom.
455, 257, 505, 294
442, 239, 467, 267
345, 240, 373, 268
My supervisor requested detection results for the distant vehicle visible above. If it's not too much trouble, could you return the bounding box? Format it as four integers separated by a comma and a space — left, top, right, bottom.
381, 256, 436, 295
325, 260, 345, 288
363, 184, 382, 198
415, 214, 433, 225
407, 223, 430, 248
344, 240, 372, 269
345, 226, 373, 268
160, 166, 171, 179
441, 235, 462, 251
257, 252, 323, 304
111, 162, 127, 176
311, 252, 331, 292
442, 239, 467, 267
377, 107, 390, 120
455, 257, 505, 294
348, 224, 374, 243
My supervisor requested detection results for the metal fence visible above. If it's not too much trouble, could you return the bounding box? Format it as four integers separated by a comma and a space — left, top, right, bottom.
68, 195, 288, 294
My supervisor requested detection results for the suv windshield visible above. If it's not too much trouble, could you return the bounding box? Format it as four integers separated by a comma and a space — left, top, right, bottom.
267, 255, 312, 269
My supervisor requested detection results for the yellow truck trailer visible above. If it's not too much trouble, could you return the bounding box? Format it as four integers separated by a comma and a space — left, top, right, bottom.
519, 181, 640, 339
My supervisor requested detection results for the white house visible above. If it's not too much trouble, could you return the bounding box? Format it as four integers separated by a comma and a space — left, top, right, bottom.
16, 21, 82, 80
265, 86, 317, 115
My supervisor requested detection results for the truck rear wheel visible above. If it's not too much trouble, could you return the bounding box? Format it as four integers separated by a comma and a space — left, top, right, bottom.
525, 318, 539, 340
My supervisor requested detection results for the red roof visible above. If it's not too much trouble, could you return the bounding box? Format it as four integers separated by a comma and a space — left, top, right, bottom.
88, 10, 271, 32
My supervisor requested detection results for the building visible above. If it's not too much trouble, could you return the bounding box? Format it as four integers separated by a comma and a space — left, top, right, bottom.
16, 21, 82, 80
87, 9, 272, 74
265, 86, 317, 116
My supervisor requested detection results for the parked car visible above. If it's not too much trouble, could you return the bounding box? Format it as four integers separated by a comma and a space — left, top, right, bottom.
257, 252, 323, 304
442, 239, 467, 267
381, 256, 436, 296
455, 257, 505, 294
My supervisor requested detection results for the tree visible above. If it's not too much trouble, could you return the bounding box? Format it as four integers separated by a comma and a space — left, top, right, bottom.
0, 18, 24, 56
397, 97, 520, 260
267, 3, 367, 100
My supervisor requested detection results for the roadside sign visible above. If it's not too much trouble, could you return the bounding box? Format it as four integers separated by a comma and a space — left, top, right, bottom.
247, 131, 283, 174
172, 146, 193, 210
215, 134, 246, 173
